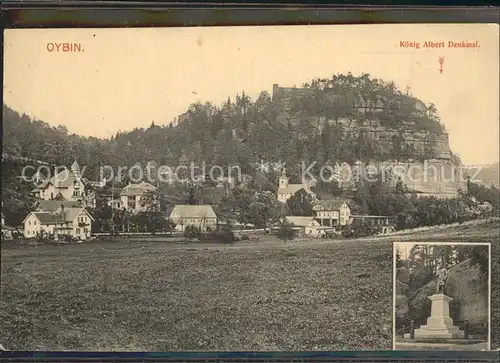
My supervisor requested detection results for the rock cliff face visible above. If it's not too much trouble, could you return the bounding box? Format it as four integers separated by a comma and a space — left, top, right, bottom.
272, 84, 464, 198
272, 84, 451, 158
331, 161, 466, 198
446, 259, 489, 325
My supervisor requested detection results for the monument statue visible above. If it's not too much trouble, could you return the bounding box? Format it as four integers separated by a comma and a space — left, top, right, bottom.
414, 263, 464, 339
436, 266, 448, 294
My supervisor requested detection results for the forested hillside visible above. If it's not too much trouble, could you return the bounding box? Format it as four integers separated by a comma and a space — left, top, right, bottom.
3, 73, 449, 181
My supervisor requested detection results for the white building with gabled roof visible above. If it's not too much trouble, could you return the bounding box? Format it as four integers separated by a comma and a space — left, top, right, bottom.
169, 204, 217, 232
284, 216, 329, 238
23, 205, 94, 240
312, 199, 351, 227
112, 181, 157, 214
31, 160, 85, 202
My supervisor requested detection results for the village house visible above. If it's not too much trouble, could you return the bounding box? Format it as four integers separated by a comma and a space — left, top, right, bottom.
32, 161, 86, 202
110, 181, 157, 214
277, 168, 316, 203
312, 200, 351, 228
285, 216, 330, 238
169, 204, 217, 232
23, 205, 94, 240
348, 215, 396, 234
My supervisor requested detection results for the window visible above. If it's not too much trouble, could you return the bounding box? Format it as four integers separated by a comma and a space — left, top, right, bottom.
29, 220, 31, 225
84, 228, 88, 235
34, 220, 37, 225
76, 228, 80, 235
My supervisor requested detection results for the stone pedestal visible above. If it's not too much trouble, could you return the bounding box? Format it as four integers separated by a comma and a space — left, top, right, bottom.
414, 294, 465, 339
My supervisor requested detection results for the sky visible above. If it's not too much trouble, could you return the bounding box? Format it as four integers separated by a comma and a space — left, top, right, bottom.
396, 242, 418, 260
3, 24, 499, 165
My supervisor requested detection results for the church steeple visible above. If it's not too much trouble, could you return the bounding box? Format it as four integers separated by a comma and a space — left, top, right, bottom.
279, 168, 289, 189
71, 160, 80, 172
71, 160, 82, 197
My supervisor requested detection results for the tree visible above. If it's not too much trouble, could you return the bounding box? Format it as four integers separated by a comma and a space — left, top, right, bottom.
275, 219, 296, 244
185, 185, 198, 205
140, 189, 161, 213
286, 189, 314, 216
163, 218, 177, 233
217, 195, 237, 225
184, 224, 201, 239
248, 191, 282, 230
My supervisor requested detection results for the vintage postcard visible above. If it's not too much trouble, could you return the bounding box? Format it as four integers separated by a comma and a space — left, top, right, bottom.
394, 242, 491, 351
1, 24, 499, 352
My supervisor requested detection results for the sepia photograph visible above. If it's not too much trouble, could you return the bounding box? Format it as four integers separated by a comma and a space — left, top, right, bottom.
1, 24, 499, 352
394, 242, 491, 351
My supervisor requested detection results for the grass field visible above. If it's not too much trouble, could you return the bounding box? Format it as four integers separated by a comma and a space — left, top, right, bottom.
1, 219, 498, 351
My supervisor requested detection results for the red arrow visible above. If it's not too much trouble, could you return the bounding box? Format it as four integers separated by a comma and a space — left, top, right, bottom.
438, 56, 444, 74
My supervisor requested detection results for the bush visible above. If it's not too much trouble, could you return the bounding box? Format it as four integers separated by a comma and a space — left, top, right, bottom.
12, 231, 24, 239
241, 234, 250, 241
342, 226, 379, 239
184, 225, 202, 239
200, 230, 236, 243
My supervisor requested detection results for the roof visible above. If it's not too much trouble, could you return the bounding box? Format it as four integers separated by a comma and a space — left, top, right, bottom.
314, 199, 348, 211
37, 200, 82, 212
278, 184, 307, 195
30, 212, 63, 225
54, 192, 66, 201
25, 207, 94, 225
285, 216, 316, 227
38, 168, 82, 189
170, 205, 217, 219
120, 182, 157, 197
64, 207, 94, 223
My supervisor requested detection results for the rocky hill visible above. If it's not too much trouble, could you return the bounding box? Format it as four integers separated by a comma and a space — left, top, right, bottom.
466, 163, 500, 188
2, 73, 465, 203
273, 82, 452, 161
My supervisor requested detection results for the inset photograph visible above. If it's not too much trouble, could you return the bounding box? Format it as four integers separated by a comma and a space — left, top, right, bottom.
394, 242, 490, 351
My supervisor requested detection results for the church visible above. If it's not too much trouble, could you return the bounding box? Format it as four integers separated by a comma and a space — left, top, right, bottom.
276, 168, 316, 203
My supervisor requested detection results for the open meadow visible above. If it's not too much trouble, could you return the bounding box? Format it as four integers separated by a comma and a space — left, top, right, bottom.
1, 219, 498, 351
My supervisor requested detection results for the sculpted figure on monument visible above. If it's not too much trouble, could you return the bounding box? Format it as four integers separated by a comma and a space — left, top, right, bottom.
436, 266, 448, 295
